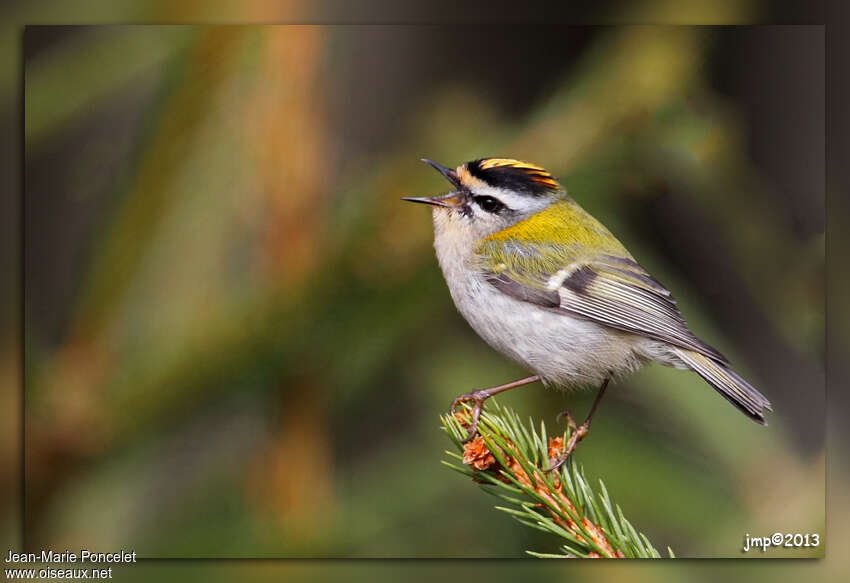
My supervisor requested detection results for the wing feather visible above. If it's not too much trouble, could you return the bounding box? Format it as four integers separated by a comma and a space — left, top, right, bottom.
477, 239, 729, 364
558, 265, 728, 363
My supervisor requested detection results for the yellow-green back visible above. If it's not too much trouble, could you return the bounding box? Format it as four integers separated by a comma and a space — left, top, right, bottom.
475, 199, 633, 286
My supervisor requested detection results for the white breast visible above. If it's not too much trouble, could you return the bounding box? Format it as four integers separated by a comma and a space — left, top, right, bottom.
431, 210, 644, 388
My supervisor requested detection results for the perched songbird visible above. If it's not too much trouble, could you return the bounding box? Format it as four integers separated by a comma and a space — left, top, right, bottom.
404, 157, 771, 468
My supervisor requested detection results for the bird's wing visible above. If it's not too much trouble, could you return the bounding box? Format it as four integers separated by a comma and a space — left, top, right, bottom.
475, 208, 729, 364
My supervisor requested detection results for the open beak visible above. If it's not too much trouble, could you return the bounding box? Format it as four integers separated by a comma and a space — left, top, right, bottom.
420, 158, 460, 188
402, 159, 465, 208
401, 193, 463, 208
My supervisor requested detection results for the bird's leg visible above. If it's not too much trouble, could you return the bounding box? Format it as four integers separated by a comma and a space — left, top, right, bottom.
450, 375, 540, 442
547, 378, 610, 471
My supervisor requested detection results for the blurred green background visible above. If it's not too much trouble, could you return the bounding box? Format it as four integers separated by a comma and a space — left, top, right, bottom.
18, 24, 824, 560
3, 10, 835, 579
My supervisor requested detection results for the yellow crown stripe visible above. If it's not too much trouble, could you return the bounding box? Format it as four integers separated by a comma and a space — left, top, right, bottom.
469, 158, 562, 192
479, 158, 546, 172
479, 158, 559, 187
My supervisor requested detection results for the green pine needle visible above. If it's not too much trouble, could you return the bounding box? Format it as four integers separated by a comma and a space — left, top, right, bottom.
441, 399, 673, 559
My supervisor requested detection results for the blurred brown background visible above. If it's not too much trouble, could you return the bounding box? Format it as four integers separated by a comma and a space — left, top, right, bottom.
0, 0, 840, 574
16, 24, 824, 561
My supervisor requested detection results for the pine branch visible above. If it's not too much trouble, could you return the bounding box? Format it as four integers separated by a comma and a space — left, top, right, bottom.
441, 400, 674, 558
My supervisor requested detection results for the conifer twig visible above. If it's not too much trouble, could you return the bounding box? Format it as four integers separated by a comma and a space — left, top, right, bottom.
441, 399, 674, 558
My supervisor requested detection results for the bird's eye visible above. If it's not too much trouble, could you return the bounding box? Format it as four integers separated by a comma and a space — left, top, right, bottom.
473, 195, 505, 214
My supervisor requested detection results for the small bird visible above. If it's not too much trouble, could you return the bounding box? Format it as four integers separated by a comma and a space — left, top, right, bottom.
404, 157, 771, 469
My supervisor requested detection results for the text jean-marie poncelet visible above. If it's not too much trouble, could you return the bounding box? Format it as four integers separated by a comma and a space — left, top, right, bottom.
5, 549, 137, 564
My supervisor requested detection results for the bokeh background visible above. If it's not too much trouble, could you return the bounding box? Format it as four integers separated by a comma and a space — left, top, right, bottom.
18, 24, 825, 560
2, 2, 846, 581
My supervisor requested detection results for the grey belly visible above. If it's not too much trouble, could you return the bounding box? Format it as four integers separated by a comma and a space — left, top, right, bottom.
450, 277, 645, 388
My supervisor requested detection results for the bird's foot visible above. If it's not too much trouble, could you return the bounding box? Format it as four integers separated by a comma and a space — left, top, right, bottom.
545, 419, 590, 472
450, 389, 492, 443
546, 378, 610, 471
449, 376, 542, 443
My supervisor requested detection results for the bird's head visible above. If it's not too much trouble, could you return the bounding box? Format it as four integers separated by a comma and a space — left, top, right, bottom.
403, 158, 565, 239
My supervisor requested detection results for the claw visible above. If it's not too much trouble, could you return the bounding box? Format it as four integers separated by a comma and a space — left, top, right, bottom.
546, 455, 569, 472
545, 422, 589, 472
545, 378, 610, 471
448, 375, 543, 443
555, 408, 578, 431
450, 390, 488, 442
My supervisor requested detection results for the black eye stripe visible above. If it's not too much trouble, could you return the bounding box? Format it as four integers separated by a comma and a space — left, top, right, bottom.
472, 195, 506, 213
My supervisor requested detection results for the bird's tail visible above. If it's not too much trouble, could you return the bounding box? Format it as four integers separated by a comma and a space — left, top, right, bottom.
672, 348, 772, 425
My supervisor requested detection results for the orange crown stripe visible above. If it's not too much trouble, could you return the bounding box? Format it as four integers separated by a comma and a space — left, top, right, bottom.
480, 159, 559, 188
466, 158, 561, 194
